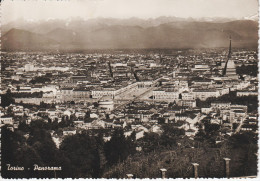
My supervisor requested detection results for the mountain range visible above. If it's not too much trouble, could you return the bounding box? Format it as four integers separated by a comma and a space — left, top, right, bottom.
2, 17, 258, 51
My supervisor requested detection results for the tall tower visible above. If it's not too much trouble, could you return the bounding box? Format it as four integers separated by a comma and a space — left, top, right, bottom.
222, 36, 238, 79
228, 35, 232, 59
222, 36, 232, 76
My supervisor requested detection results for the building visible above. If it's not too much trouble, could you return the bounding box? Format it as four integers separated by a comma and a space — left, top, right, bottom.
99, 97, 114, 111
92, 88, 117, 99
60, 88, 74, 101
180, 91, 194, 100
225, 59, 238, 79
0, 117, 14, 125
236, 91, 258, 97
153, 89, 179, 101
24, 64, 34, 72
211, 102, 231, 110
178, 100, 196, 107
73, 88, 91, 99
192, 89, 220, 100
192, 64, 210, 72
70, 76, 87, 83
222, 37, 239, 79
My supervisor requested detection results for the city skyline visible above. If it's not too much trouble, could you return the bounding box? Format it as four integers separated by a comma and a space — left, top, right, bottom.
1, 0, 258, 179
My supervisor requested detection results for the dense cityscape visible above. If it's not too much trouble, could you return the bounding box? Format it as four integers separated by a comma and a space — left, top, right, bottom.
1, 0, 259, 179
1, 40, 258, 178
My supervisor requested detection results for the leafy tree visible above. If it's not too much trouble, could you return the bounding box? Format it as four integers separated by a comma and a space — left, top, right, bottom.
158, 117, 165, 124
1, 89, 15, 107
51, 119, 59, 130
194, 128, 207, 142
159, 124, 185, 148
93, 133, 107, 177
93, 102, 99, 107
84, 111, 91, 119
1, 126, 43, 178
1, 126, 22, 177
104, 129, 135, 166
30, 119, 51, 130
204, 123, 220, 138
140, 132, 161, 152
29, 76, 51, 84
228, 132, 257, 149
60, 132, 102, 178
6, 106, 14, 117
39, 101, 48, 108
18, 121, 30, 132
161, 124, 185, 137
15, 144, 44, 178
226, 132, 258, 176
236, 64, 258, 77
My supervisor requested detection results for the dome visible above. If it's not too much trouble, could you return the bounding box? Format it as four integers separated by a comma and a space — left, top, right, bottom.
99, 95, 113, 102
99, 100, 114, 105
226, 59, 236, 69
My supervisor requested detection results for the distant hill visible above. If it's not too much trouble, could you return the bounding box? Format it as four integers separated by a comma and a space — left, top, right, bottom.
2, 28, 59, 51
2, 16, 239, 34
46, 28, 78, 44
2, 19, 258, 51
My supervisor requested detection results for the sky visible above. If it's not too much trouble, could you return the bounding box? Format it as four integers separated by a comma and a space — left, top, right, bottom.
2, 0, 259, 24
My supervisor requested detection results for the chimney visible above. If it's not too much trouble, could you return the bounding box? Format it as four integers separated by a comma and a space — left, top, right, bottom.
160, 168, 167, 178
126, 174, 134, 179
223, 158, 231, 178
192, 163, 199, 178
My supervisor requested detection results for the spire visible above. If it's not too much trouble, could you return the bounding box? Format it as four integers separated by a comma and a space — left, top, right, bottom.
228, 35, 232, 59
222, 35, 232, 76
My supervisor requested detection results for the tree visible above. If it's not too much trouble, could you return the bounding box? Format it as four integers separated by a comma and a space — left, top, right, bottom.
93, 102, 99, 107
140, 132, 161, 152
225, 132, 258, 176
159, 124, 185, 148
18, 121, 30, 132
1, 89, 15, 107
236, 64, 258, 77
158, 117, 165, 124
204, 123, 220, 138
1, 122, 73, 178
60, 133, 102, 178
1, 126, 44, 178
168, 101, 176, 107
29, 76, 51, 84
228, 132, 257, 149
93, 133, 107, 177
6, 106, 14, 117
30, 119, 51, 130
39, 101, 48, 108
194, 123, 220, 147
84, 111, 91, 120
194, 128, 207, 142
104, 129, 135, 166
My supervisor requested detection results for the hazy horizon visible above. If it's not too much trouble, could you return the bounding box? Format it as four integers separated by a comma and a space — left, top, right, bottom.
2, 0, 258, 51
3, 0, 258, 24
3, 15, 257, 24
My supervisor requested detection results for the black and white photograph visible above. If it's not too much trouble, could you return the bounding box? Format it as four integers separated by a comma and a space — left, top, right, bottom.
0, 0, 259, 179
